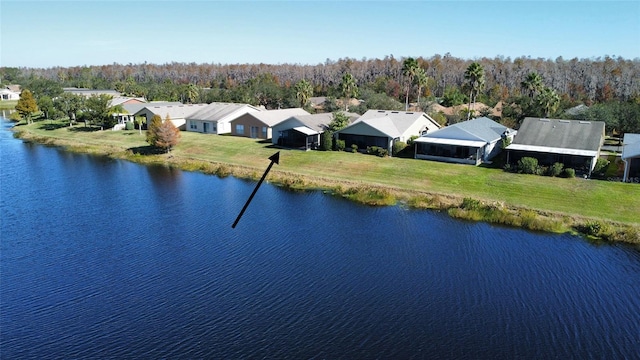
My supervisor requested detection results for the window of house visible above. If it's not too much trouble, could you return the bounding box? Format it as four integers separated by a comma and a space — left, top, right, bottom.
236, 124, 244, 135
262, 127, 267, 137
189, 121, 197, 130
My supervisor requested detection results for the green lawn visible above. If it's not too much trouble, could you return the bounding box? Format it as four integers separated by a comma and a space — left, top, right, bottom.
0, 100, 18, 110
14, 120, 640, 225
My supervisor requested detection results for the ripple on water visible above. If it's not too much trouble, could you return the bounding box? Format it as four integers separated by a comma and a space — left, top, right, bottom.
1, 125, 639, 359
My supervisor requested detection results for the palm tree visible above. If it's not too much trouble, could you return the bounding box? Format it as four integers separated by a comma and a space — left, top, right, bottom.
521, 72, 544, 98
464, 62, 485, 120
339, 73, 358, 111
295, 79, 313, 109
402, 57, 419, 110
415, 68, 428, 110
183, 83, 199, 104
536, 87, 560, 117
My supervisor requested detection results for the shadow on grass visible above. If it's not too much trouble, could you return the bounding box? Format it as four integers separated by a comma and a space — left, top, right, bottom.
129, 145, 166, 155
263, 143, 281, 149
68, 126, 102, 132
39, 122, 67, 131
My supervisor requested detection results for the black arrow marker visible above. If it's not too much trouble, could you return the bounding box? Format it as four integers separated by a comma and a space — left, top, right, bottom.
232, 151, 280, 228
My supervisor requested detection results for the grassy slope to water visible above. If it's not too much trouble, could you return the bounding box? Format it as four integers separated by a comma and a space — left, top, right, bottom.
12, 120, 640, 242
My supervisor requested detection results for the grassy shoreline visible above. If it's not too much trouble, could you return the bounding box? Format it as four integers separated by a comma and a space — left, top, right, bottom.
10, 120, 640, 245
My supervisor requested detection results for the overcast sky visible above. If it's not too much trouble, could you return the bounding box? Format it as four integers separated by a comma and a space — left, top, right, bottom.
1, 0, 638, 68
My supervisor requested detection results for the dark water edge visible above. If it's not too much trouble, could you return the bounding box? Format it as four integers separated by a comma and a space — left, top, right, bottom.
2, 119, 640, 359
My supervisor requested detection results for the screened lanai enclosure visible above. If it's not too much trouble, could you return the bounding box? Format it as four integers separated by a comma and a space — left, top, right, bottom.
414, 139, 487, 165
276, 127, 320, 150
337, 133, 390, 151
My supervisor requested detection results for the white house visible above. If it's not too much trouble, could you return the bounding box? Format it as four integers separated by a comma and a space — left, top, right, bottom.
335, 110, 441, 155
0, 85, 21, 101
185, 102, 263, 134
133, 103, 208, 130
414, 117, 515, 165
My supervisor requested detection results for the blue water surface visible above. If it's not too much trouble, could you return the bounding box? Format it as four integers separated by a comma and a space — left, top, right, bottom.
1, 119, 639, 359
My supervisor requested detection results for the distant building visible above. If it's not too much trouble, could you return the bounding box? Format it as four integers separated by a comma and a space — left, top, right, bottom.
0, 85, 21, 101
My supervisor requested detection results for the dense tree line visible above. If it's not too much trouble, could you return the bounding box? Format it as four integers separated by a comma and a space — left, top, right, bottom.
3, 54, 637, 102
2, 54, 639, 133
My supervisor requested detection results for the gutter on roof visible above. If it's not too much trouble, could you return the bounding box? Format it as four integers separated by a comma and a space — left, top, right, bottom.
506, 144, 598, 157
413, 137, 486, 147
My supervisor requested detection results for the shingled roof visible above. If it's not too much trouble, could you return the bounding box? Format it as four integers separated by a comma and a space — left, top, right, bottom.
507, 117, 605, 156
355, 110, 441, 135
186, 102, 261, 121
416, 117, 510, 144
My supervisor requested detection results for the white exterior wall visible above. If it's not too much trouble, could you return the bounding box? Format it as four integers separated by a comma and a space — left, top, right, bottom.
186, 107, 260, 135
0, 89, 20, 101
401, 117, 432, 142
272, 119, 305, 145
422, 115, 441, 133
169, 118, 186, 131
188, 120, 218, 134
484, 140, 502, 162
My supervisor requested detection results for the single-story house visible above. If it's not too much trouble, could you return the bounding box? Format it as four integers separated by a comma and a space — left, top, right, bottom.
185, 102, 263, 134
133, 103, 208, 130
0, 85, 21, 101
414, 117, 516, 165
116, 101, 181, 127
506, 117, 606, 176
335, 109, 441, 155
271, 112, 359, 150
230, 108, 310, 139
622, 133, 640, 182
110, 97, 147, 125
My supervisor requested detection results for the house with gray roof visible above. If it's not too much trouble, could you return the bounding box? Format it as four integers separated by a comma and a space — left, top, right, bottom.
186, 102, 262, 134
230, 108, 310, 139
414, 117, 515, 165
622, 133, 640, 182
113, 101, 180, 128
271, 112, 359, 150
133, 103, 208, 130
506, 117, 605, 176
335, 110, 441, 155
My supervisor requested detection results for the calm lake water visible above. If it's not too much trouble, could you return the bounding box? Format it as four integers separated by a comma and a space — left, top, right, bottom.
1, 119, 639, 359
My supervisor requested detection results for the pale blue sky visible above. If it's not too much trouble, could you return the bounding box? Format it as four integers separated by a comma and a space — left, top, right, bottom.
1, 1, 638, 68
